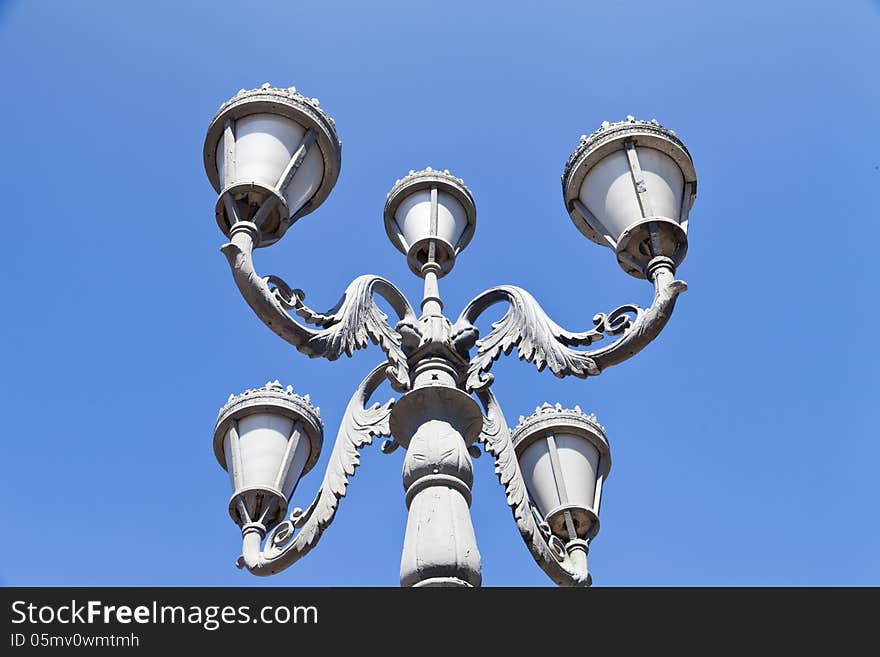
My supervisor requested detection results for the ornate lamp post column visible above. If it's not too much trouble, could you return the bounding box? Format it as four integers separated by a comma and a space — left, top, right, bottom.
205, 84, 698, 587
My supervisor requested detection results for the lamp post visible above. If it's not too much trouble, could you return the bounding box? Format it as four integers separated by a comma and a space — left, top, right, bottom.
205, 83, 697, 587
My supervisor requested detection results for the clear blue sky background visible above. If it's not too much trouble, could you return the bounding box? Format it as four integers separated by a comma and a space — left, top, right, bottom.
1, 0, 878, 586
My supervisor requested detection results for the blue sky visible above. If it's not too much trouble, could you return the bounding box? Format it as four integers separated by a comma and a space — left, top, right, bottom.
0, 0, 878, 586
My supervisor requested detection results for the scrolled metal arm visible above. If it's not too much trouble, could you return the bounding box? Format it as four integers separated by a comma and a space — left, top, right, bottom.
477, 389, 591, 587
221, 221, 419, 392
453, 256, 687, 391
238, 364, 393, 576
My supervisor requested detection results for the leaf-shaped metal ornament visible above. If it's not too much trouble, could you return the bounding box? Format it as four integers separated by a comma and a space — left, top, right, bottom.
221, 221, 418, 392
455, 286, 604, 391
454, 262, 686, 391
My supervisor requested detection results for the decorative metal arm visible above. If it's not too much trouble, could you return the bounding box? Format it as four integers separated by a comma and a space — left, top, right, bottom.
454, 256, 687, 391
221, 220, 420, 392
238, 364, 393, 576
477, 388, 590, 587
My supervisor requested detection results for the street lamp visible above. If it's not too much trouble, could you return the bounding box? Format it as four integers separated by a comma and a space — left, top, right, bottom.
205, 83, 697, 587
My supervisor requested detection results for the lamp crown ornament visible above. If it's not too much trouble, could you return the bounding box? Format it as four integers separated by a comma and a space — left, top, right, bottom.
387, 166, 468, 197
562, 115, 687, 164
213, 82, 337, 130
204, 81, 699, 587
516, 402, 605, 434
218, 380, 322, 420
